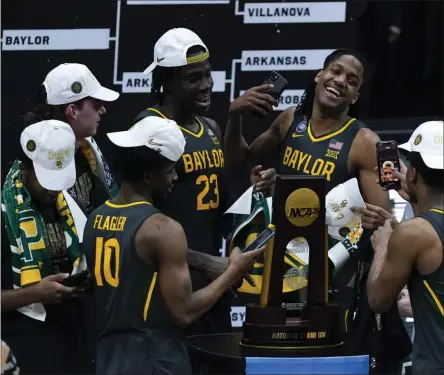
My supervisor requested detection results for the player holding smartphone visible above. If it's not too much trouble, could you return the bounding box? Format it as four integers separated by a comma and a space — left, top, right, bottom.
376, 141, 401, 189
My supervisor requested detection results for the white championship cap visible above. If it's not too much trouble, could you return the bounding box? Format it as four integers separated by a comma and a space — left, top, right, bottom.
107, 116, 186, 162
326, 178, 366, 241
398, 120, 444, 170
43, 63, 120, 105
20, 120, 76, 191
143, 28, 208, 76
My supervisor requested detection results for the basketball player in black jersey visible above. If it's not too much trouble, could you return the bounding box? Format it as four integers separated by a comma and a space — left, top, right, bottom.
367, 121, 444, 375
83, 116, 265, 375
135, 28, 275, 335
225, 48, 389, 208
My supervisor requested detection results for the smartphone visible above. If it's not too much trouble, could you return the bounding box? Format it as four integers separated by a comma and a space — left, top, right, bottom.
61, 270, 90, 287
241, 227, 275, 253
261, 71, 288, 100
377, 141, 401, 189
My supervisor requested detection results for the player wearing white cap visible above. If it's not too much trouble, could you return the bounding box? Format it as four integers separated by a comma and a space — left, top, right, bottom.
23, 63, 120, 215
1, 121, 90, 374
134, 28, 276, 336
82, 116, 264, 375
367, 121, 444, 375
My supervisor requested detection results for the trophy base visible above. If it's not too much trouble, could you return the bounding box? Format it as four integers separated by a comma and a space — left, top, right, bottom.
241, 303, 343, 349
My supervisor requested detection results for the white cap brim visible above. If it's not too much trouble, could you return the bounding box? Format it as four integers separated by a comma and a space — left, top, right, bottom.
107, 131, 143, 148
399, 141, 443, 169
143, 62, 157, 76
34, 158, 76, 191
398, 141, 411, 153
90, 86, 120, 102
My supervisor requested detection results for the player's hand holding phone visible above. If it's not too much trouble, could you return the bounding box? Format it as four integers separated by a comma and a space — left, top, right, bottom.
229, 85, 277, 117
228, 71, 288, 117
227, 246, 266, 282
33, 273, 75, 305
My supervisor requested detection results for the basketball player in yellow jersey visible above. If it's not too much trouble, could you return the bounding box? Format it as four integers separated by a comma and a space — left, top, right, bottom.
225, 48, 389, 210
367, 121, 444, 375
136, 28, 276, 336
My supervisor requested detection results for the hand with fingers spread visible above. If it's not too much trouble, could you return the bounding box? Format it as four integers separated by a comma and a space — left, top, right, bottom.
351, 203, 398, 231
227, 246, 266, 283
250, 165, 277, 197
229, 85, 278, 117
33, 273, 76, 304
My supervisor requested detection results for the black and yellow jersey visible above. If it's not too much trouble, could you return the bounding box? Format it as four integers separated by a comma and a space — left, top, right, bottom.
134, 108, 225, 258
83, 200, 190, 375
279, 116, 366, 193
408, 208, 444, 375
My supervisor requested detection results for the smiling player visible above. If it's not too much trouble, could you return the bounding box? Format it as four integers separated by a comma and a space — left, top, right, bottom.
134, 28, 276, 336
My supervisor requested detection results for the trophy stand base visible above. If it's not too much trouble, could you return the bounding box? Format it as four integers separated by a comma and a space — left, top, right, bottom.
241, 303, 343, 350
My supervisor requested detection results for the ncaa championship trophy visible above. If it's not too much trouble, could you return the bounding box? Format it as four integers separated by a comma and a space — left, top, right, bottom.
241, 175, 343, 352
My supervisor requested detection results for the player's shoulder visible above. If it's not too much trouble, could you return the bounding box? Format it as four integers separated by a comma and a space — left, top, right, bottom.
354, 125, 380, 146
272, 106, 297, 137
199, 116, 222, 139
138, 212, 185, 244
133, 107, 159, 124
394, 217, 439, 249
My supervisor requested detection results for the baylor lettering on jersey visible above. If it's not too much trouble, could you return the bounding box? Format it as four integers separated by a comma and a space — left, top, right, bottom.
279, 117, 366, 193
134, 108, 225, 257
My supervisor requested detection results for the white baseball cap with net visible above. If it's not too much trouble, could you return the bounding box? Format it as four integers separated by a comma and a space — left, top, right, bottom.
43, 63, 120, 105
143, 28, 209, 76
398, 120, 444, 170
20, 120, 77, 191
107, 116, 186, 162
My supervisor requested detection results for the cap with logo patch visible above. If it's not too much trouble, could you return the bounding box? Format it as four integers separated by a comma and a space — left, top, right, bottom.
43, 63, 120, 105
398, 120, 443, 170
20, 120, 76, 191
107, 116, 186, 162
143, 28, 208, 76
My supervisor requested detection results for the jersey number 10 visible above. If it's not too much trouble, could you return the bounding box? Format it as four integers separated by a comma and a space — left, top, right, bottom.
196, 173, 219, 210
95, 237, 120, 287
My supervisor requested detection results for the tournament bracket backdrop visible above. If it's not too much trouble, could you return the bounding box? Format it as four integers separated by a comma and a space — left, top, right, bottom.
2, 0, 356, 327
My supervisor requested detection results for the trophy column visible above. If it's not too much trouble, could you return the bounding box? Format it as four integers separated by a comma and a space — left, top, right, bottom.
242, 175, 343, 349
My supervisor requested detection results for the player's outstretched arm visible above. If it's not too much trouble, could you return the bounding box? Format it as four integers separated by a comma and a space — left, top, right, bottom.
136, 214, 264, 327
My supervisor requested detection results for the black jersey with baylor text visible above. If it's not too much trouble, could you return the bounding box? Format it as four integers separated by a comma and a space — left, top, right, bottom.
279, 116, 366, 193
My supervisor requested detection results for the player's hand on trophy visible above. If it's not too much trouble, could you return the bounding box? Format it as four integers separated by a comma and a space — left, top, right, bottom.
228, 246, 266, 282
250, 165, 277, 197
228, 85, 277, 117
351, 203, 398, 230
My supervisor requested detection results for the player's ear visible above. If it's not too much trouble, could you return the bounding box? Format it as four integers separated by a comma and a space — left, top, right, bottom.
352, 92, 360, 105
314, 70, 323, 83
409, 167, 418, 185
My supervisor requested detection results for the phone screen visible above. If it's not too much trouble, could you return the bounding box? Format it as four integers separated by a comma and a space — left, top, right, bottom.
377, 141, 401, 188
242, 227, 275, 253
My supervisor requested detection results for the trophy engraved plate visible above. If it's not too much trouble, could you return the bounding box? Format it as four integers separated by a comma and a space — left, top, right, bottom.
241, 175, 343, 350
